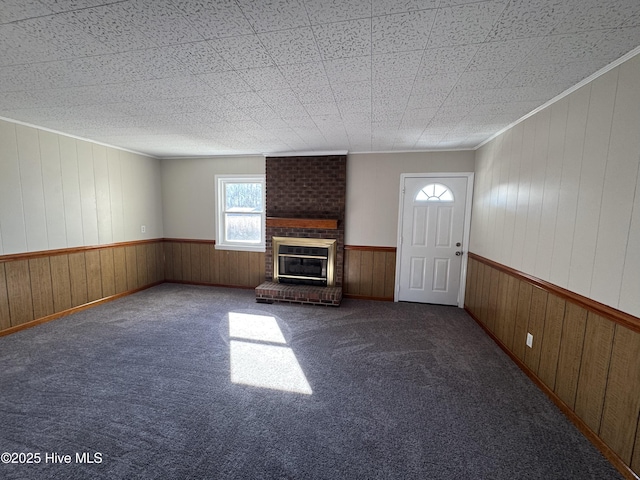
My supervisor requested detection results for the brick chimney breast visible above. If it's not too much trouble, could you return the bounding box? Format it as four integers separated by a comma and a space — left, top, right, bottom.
265, 155, 346, 286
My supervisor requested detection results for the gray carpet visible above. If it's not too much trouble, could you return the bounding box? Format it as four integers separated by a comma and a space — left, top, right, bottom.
0, 284, 622, 479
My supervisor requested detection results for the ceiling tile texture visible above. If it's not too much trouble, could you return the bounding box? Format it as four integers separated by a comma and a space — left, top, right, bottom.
0, 0, 639, 157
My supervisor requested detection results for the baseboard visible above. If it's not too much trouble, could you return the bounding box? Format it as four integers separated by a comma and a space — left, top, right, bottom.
343, 293, 393, 301
0, 281, 163, 338
465, 306, 640, 480
144, 280, 394, 301
164, 280, 257, 290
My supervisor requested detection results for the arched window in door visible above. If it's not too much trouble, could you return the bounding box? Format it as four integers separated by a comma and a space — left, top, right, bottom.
415, 183, 454, 202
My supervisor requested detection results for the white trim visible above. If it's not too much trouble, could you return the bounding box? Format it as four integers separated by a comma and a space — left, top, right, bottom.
215, 174, 266, 252
349, 148, 476, 154
264, 150, 348, 157
394, 172, 475, 308
475, 45, 640, 150
162, 153, 264, 160
215, 243, 266, 253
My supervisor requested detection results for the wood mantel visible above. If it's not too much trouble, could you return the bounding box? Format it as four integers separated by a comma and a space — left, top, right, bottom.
266, 217, 338, 230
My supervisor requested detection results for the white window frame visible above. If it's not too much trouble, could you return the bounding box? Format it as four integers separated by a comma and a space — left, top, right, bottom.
215, 174, 266, 252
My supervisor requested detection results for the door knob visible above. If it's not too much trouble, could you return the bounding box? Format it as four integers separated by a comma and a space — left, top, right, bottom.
455, 251, 463, 256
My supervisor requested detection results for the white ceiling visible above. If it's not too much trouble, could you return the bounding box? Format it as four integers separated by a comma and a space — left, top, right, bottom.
1, 0, 639, 158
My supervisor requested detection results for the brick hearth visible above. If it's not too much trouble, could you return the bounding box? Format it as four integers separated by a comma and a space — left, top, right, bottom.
255, 282, 342, 306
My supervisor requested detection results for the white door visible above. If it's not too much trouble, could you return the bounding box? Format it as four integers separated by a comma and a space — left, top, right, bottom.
397, 176, 468, 305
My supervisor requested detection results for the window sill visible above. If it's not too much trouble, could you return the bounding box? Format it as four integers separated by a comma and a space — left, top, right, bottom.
215, 243, 266, 253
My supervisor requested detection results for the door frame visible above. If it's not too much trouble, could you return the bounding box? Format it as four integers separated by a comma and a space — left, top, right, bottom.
394, 172, 475, 307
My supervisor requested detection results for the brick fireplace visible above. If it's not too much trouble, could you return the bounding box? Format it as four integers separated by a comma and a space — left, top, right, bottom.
255, 154, 346, 306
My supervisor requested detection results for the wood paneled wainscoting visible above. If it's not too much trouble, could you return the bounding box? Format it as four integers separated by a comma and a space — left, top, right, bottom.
162, 240, 396, 300
465, 253, 640, 480
343, 246, 396, 301
0, 240, 165, 336
163, 239, 265, 288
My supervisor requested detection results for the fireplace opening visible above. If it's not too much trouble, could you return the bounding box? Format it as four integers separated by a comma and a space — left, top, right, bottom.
272, 237, 336, 287
278, 245, 328, 286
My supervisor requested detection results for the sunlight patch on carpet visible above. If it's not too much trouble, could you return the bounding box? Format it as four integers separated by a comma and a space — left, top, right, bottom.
228, 312, 286, 344
228, 312, 312, 395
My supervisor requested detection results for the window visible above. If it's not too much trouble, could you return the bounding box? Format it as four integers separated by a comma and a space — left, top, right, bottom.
415, 183, 454, 202
216, 175, 265, 252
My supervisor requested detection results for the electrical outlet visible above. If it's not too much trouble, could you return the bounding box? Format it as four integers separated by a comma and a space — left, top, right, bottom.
141, 225, 146, 234
526, 332, 533, 348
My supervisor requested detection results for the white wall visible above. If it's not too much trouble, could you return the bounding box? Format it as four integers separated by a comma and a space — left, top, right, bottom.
345, 151, 475, 246
0, 119, 163, 255
160, 156, 265, 240
470, 53, 640, 317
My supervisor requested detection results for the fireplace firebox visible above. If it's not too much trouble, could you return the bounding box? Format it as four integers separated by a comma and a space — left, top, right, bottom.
272, 237, 336, 287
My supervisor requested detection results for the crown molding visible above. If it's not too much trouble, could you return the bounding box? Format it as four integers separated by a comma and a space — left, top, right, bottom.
264, 150, 348, 157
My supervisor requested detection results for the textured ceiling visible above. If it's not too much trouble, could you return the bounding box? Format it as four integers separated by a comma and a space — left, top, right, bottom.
1, 0, 639, 158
